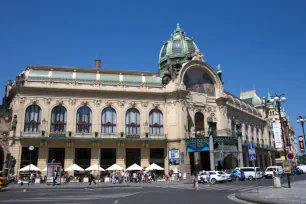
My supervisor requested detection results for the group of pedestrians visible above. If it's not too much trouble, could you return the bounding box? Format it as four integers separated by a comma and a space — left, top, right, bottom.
109, 170, 158, 184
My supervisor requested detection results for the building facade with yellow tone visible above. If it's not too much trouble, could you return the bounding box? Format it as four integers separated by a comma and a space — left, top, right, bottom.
1, 25, 277, 177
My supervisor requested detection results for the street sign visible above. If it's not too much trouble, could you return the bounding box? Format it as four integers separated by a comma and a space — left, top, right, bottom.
288, 152, 294, 160
248, 143, 256, 161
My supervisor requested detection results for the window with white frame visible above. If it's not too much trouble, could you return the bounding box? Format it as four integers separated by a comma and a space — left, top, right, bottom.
101, 107, 116, 134
149, 109, 163, 135
76, 106, 92, 133
126, 108, 140, 135
24, 105, 41, 133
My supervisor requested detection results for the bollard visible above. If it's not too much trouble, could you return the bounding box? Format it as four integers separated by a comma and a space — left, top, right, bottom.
273, 176, 281, 188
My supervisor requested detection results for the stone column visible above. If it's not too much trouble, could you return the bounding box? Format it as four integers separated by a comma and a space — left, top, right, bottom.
141, 147, 150, 167
209, 135, 215, 171
116, 147, 126, 168
65, 147, 75, 176
262, 154, 266, 169
194, 152, 201, 173
91, 148, 99, 165
238, 135, 244, 167
37, 147, 48, 170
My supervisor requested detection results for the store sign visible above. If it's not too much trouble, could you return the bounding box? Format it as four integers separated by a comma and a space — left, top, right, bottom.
273, 123, 282, 149
187, 142, 209, 152
298, 136, 305, 152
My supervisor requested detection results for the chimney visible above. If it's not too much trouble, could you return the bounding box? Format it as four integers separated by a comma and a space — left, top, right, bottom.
95, 59, 101, 69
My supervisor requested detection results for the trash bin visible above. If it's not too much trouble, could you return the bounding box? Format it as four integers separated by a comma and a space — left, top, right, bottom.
273, 176, 281, 188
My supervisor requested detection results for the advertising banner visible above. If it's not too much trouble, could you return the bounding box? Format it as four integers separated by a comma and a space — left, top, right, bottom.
168, 149, 180, 166
298, 136, 305, 152
273, 123, 283, 149
47, 163, 61, 185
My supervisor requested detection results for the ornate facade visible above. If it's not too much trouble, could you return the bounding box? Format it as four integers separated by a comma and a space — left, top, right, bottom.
3, 25, 277, 176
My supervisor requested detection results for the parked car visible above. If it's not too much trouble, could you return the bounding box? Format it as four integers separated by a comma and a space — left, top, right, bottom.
226, 169, 245, 181
297, 165, 306, 173
198, 171, 208, 183
235, 167, 263, 180
207, 171, 227, 184
264, 166, 284, 178
293, 168, 303, 175
222, 171, 232, 182
0, 171, 7, 189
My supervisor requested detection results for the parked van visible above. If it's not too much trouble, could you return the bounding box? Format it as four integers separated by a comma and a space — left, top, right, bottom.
264, 166, 284, 178
297, 165, 306, 173
235, 167, 263, 180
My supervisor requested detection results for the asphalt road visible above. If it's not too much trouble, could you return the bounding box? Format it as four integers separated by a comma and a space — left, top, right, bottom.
1, 174, 305, 204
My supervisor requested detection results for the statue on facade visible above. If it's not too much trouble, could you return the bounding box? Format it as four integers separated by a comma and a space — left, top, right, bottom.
235, 124, 242, 137
162, 71, 171, 85
192, 50, 204, 62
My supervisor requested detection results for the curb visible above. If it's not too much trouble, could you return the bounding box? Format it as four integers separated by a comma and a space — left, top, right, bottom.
3, 184, 132, 192
235, 193, 288, 204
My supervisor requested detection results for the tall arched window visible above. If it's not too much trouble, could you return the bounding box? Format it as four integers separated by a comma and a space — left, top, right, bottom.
24, 105, 41, 133
149, 109, 163, 135
76, 106, 92, 133
126, 108, 140, 135
194, 112, 204, 137
50, 106, 67, 133
101, 107, 116, 134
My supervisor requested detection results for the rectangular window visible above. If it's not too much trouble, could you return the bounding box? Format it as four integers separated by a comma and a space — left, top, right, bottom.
150, 148, 164, 168
100, 148, 116, 169
172, 40, 182, 54
48, 148, 65, 168
20, 147, 39, 168
75, 148, 91, 169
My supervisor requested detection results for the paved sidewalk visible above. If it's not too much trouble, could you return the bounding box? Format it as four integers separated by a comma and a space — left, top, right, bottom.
3, 181, 185, 191
236, 180, 306, 204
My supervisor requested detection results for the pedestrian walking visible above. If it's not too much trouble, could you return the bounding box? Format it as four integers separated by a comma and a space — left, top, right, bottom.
192, 172, 198, 191
53, 170, 58, 186
89, 170, 96, 185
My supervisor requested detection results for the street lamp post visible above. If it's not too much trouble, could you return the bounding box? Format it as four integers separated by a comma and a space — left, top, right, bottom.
297, 116, 306, 151
270, 94, 291, 188
28, 145, 34, 186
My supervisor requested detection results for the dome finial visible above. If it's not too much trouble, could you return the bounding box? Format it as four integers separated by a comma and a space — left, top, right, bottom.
177, 23, 180, 29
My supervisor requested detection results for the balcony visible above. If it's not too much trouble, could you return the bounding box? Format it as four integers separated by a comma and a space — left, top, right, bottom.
49, 132, 66, 137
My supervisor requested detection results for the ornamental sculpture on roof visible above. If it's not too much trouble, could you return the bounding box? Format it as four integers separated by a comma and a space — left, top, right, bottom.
191, 50, 204, 62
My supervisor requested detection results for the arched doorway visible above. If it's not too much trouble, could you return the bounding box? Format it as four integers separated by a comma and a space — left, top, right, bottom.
0, 146, 4, 171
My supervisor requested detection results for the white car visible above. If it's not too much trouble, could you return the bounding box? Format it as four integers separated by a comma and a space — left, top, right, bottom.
222, 171, 232, 182
207, 171, 227, 184
198, 172, 208, 183
264, 166, 284, 178
297, 165, 306, 173
235, 167, 263, 180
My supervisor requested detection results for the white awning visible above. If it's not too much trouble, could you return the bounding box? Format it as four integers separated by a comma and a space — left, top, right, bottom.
85, 164, 105, 171
145, 163, 164, 171
65, 164, 84, 171
106, 164, 124, 171
19, 164, 41, 172
126, 163, 143, 171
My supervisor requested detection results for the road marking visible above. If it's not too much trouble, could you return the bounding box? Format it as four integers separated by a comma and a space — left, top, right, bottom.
227, 193, 256, 204
114, 200, 119, 204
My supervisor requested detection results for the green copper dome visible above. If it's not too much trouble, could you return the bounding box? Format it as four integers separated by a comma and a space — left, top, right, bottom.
158, 24, 199, 77
252, 95, 262, 106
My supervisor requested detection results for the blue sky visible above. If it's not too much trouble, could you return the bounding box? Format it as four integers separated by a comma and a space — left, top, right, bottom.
0, 0, 306, 137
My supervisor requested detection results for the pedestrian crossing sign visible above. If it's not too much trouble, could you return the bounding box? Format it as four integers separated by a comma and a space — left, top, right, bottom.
248, 143, 256, 161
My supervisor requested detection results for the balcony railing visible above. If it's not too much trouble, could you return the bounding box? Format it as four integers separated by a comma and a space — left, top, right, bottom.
49, 132, 66, 137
